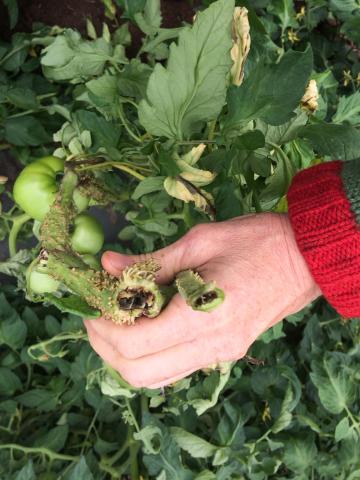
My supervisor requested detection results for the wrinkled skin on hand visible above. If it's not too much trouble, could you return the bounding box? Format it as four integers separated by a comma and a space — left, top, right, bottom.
84, 213, 321, 389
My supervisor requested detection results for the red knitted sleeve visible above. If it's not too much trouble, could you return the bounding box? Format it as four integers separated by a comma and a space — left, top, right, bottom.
287, 161, 360, 318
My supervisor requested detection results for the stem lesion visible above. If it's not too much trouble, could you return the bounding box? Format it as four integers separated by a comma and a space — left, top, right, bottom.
39, 169, 170, 324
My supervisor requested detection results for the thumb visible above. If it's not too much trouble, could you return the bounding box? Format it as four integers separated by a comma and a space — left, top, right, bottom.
101, 223, 220, 284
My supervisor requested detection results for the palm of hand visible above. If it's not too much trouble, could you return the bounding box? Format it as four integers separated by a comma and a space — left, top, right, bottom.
85, 213, 320, 388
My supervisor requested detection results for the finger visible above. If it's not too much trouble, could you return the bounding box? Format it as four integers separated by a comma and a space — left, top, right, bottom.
84, 277, 230, 361
146, 368, 199, 390
86, 322, 239, 388
102, 223, 224, 284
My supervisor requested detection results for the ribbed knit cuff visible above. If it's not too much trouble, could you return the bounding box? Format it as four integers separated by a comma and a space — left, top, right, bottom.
287, 160, 360, 318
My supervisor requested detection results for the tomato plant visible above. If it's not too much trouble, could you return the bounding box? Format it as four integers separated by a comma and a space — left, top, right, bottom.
1, 0, 360, 479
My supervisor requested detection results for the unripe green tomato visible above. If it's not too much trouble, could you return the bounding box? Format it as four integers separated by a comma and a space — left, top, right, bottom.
13, 156, 64, 221
81, 253, 101, 270
73, 188, 90, 212
28, 270, 60, 294
13, 156, 89, 221
71, 213, 104, 255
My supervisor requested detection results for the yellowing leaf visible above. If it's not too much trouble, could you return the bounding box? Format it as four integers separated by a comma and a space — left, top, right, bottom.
301, 79, 319, 113
231, 7, 251, 86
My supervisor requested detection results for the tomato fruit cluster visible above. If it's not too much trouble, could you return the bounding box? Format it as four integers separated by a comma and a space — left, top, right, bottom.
14, 156, 105, 294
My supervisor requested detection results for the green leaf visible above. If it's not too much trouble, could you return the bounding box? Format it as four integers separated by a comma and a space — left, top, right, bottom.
224, 47, 313, 132
14, 460, 36, 480
170, 427, 217, 458
116, 0, 146, 20
138, 0, 234, 139
41, 30, 115, 83
267, 0, 298, 31
132, 176, 165, 200
214, 181, 243, 221
333, 91, 360, 125
342, 16, 360, 46
329, 0, 360, 21
67, 457, 94, 480
74, 110, 121, 151
234, 130, 265, 150
310, 353, 356, 414
6, 87, 38, 109
1, 33, 29, 71
34, 425, 69, 452
188, 365, 233, 416
271, 383, 293, 433
134, 425, 163, 454
258, 111, 308, 145
4, 116, 51, 146
17, 389, 58, 412
0, 250, 32, 278
259, 146, 296, 210
299, 123, 360, 160
0, 367, 22, 396
259, 322, 285, 344
0, 293, 27, 349
142, 427, 192, 480
194, 471, 216, 480
43, 294, 100, 319
335, 417, 351, 442
283, 435, 317, 473
141, 27, 184, 55
118, 59, 152, 99
100, 371, 136, 398
135, 0, 162, 35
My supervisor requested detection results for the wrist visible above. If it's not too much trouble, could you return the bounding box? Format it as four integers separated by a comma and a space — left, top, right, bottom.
277, 213, 322, 316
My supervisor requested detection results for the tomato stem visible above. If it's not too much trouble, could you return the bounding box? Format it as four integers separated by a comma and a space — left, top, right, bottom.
117, 104, 143, 144
76, 161, 146, 180
8, 213, 31, 257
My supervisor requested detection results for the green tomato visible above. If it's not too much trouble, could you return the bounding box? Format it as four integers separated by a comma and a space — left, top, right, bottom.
13, 156, 64, 221
73, 188, 90, 212
13, 156, 89, 221
28, 270, 60, 294
81, 253, 101, 270
71, 213, 104, 255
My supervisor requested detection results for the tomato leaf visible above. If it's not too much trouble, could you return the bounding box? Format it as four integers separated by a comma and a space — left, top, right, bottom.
138, 0, 234, 139
224, 47, 313, 132
43, 294, 100, 319
299, 123, 360, 160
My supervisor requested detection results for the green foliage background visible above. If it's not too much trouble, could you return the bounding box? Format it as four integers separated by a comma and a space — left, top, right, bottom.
1, 0, 360, 478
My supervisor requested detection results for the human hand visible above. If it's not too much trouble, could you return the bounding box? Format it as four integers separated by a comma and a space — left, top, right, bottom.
84, 213, 321, 389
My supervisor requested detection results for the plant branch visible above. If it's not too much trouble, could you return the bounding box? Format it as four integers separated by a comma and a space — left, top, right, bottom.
8, 213, 31, 257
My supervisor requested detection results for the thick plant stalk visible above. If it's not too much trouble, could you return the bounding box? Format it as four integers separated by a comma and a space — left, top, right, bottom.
176, 270, 225, 312
40, 169, 170, 324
